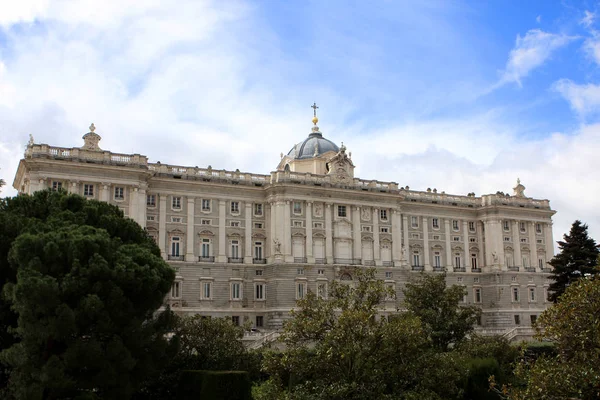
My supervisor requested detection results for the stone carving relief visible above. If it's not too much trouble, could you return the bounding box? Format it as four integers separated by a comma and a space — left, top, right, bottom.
361, 207, 371, 221
326, 142, 355, 183
313, 203, 323, 217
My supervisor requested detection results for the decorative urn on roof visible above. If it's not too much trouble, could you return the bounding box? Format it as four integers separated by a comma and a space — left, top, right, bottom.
82, 123, 102, 151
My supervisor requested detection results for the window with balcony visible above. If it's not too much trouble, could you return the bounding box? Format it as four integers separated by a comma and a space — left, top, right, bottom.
412, 253, 421, 267
254, 242, 263, 260
471, 254, 478, 269
171, 237, 181, 257
230, 240, 240, 259
201, 239, 211, 259
433, 252, 441, 268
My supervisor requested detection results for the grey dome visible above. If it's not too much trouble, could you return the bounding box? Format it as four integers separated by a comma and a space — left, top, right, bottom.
287, 132, 340, 160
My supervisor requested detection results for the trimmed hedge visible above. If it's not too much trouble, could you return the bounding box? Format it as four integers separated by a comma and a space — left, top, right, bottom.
178, 370, 252, 400
463, 358, 502, 400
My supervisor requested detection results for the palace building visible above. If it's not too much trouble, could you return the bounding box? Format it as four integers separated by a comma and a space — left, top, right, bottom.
12, 109, 556, 340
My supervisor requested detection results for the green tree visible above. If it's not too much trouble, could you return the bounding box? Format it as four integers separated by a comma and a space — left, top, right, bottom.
496, 276, 600, 400
136, 315, 259, 399
0, 190, 176, 399
403, 273, 481, 352
548, 220, 599, 302
260, 268, 467, 400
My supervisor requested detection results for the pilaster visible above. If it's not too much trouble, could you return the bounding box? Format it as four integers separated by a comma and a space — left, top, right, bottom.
218, 200, 226, 262
306, 202, 314, 263
402, 215, 409, 267
392, 210, 401, 266
512, 220, 522, 268
545, 222, 554, 262
423, 217, 431, 271
159, 194, 167, 259
284, 201, 293, 262
352, 206, 362, 262
325, 203, 333, 264
244, 202, 253, 263
529, 221, 538, 269
444, 219, 452, 269
372, 208, 381, 265
100, 183, 110, 203
130, 186, 139, 225
185, 197, 195, 260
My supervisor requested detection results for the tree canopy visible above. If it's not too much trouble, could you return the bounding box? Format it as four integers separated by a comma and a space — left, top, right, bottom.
548, 220, 599, 302
0, 190, 176, 399
403, 273, 481, 352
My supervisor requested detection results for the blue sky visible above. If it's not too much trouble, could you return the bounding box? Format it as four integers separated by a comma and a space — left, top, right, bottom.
1, 0, 600, 245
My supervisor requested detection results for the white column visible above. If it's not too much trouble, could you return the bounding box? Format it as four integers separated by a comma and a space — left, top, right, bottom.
137, 187, 147, 228
392, 210, 401, 266
372, 208, 381, 265
159, 194, 167, 259
462, 220, 469, 270
306, 202, 314, 263
269, 202, 276, 259
545, 222, 554, 264
284, 201, 292, 262
352, 206, 361, 263
423, 217, 431, 271
218, 200, 226, 262
476, 221, 484, 270
402, 216, 409, 266
130, 187, 139, 224
512, 220, 522, 268
444, 219, 452, 269
529, 221, 538, 269
325, 204, 333, 264
244, 202, 252, 263
186, 197, 195, 261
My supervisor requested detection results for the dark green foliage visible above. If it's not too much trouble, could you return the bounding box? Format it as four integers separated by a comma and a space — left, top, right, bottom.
548, 220, 599, 302
178, 370, 251, 400
403, 273, 482, 352
463, 358, 501, 400
0, 190, 176, 399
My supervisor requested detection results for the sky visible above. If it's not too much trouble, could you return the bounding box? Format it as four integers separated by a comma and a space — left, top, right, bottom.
0, 0, 599, 247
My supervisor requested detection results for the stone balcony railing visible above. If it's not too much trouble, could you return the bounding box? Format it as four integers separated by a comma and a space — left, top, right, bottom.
27, 144, 551, 211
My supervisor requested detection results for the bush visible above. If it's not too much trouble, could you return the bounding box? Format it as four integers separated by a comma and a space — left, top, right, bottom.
463, 358, 501, 400
178, 370, 251, 400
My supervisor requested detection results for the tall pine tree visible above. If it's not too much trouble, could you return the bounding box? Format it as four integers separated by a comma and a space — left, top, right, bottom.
548, 220, 599, 302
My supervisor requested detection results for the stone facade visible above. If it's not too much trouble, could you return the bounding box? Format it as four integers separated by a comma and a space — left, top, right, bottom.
12, 121, 556, 338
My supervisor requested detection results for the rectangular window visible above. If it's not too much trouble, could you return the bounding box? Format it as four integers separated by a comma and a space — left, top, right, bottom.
380, 209, 388, 221
293, 201, 302, 215
529, 287, 536, 302
514, 315, 520, 325
530, 315, 537, 325
297, 282, 306, 299
520, 222, 526, 233
411, 233, 420, 239
453, 236, 460, 242
51, 181, 62, 191
433, 235, 440, 240
147, 215, 155, 221
171, 281, 181, 298
538, 258, 544, 269
254, 222, 264, 229
171, 217, 182, 223
230, 240, 240, 259
432, 218, 439, 229
468, 221, 475, 232
202, 282, 212, 299
338, 205, 347, 217
313, 222, 323, 229
297, 268, 304, 275
434, 253, 441, 267
474, 288, 482, 303
471, 254, 478, 269
172, 196, 182, 210
380, 227, 389, 233
536, 223, 542, 234
256, 316, 264, 328
293, 220, 303, 227
230, 201, 239, 214
522, 257, 529, 268
469, 237, 476, 243
411, 216, 418, 228
520, 238, 527, 243
504, 237, 511, 242
84, 184, 94, 197
201, 199, 211, 212
362, 226, 372, 232
512, 287, 520, 302
114, 187, 124, 200
255, 283, 265, 300
412, 253, 420, 267
232, 316, 240, 326
254, 242, 263, 260
454, 256, 461, 268
254, 203, 263, 216
385, 271, 393, 278
171, 237, 180, 257
503, 220, 510, 231
147, 194, 156, 207
255, 269, 263, 276
231, 282, 241, 300
201, 239, 211, 258
230, 221, 240, 227
317, 269, 325, 275
201, 219, 211, 225
474, 277, 480, 283
452, 220, 459, 231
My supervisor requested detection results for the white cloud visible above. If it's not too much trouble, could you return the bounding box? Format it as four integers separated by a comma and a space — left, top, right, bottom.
0, 1, 599, 252
581, 10, 595, 28
536, 15, 542, 24
499, 29, 576, 87
553, 79, 600, 117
